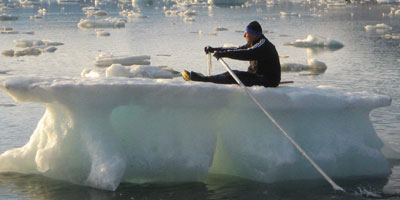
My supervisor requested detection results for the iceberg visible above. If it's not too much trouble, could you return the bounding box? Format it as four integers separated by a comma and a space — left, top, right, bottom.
77, 18, 126, 29
286, 35, 344, 50
94, 53, 151, 67
0, 77, 392, 191
281, 58, 327, 73
364, 23, 392, 31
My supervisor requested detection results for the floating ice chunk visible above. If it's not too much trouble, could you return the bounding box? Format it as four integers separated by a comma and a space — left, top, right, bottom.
364, 23, 392, 31
2, 50, 14, 57
0, 77, 392, 191
77, 18, 126, 29
94, 53, 151, 67
86, 10, 108, 17
82, 6, 99, 12
42, 46, 57, 53
1, 30, 19, 34
281, 58, 327, 73
38, 8, 46, 15
208, 0, 247, 5
30, 15, 43, 19
81, 69, 101, 78
183, 9, 197, 16
280, 11, 299, 17
14, 40, 64, 48
106, 64, 130, 78
0, 14, 18, 21
96, 30, 110, 37
106, 64, 175, 79
286, 34, 344, 49
0, 27, 13, 31
127, 11, 147, 19
14, 47, 42, 56
184, 17, 195, 22
214, 27, 228, 31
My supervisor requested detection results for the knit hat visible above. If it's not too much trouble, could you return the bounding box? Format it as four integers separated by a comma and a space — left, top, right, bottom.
246, 21, 263, 36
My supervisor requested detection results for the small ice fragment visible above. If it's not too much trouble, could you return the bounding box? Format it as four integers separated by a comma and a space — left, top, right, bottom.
96, 30, 110, 37
43, 46, 57, 53
2, 50, 14, 57
81, 69, 101, 78
364, 23, 392, 31
280, 12, 299, 17
184, 17, 195, 22
0, 14, 18, 21
214, 27, 228, 31
14, 47, 42, 57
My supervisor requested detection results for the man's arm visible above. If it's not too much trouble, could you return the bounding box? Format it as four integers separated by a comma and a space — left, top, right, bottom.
216, 39, 267, 61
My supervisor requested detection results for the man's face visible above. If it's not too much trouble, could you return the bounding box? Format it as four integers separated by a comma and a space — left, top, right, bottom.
244, 31, 260, 44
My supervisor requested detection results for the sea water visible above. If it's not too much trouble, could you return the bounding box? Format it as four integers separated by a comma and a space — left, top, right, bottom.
0, 0, 400, 199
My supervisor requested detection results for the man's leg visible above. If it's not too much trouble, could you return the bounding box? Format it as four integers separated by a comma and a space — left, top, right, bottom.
183, 70, 266, 86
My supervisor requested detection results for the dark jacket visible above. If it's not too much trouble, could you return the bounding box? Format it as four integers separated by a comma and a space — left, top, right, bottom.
218, 36, 281, 86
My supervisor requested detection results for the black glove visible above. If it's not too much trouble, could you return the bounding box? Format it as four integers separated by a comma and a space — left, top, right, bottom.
213, 51, 225, 60
204, 46, 216, 54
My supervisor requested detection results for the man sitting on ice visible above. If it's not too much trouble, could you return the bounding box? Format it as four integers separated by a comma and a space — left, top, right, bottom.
182, 21, 281, 87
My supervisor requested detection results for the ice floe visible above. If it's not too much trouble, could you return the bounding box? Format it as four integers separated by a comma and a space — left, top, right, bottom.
0, 77, 392, 191
14, 39, 64, 48
280, 12, 300, 17
94, 53, 151, 67
86, 10, 108, 17
285, 34, 344, 49
2, 40, 62, 57
364, 23, 392, 31
281, 58, 327, 73
0, 14, 18, 21
78, 18, 126, 29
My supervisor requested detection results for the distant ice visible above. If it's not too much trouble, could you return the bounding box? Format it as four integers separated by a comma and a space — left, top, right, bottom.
281, 58, 327, 73
364, 23, 392, 31
94, 53, 151, 67
0, 14, 18, 21
78, 18, 126, 29
2, 40, 62, 57
86, 10, 108, 17
214, 27, 228, 31
96, 30, 110, 37
14, 39, 64, 48
285, 34, 344, 49
280, 12, 300, 17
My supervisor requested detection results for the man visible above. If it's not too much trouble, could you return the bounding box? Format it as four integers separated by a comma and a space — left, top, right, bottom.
182, 21, 281, 87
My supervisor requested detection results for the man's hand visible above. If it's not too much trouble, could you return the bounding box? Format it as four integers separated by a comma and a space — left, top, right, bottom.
204, 46, 215, 54
213, 51, 224, 60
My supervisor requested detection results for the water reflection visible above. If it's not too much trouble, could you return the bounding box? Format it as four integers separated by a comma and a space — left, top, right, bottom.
0, 172, 395, 200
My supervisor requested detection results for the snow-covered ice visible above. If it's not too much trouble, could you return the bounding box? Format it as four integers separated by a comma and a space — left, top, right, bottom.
105, 64, 177, 79
0, 77, 392, 191
94, 53, 151, 67
286, 34, 344, 49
